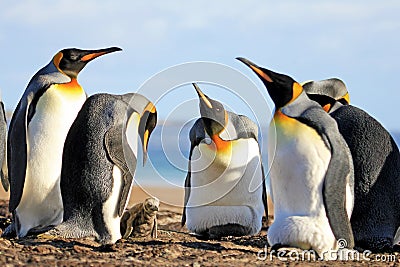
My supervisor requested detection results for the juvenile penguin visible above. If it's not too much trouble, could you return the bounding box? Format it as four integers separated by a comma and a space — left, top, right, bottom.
120, 197, 159, 239
4, 47, 122, 238
303, 78, 400, 252
182, 83, 268, 239
44, 93, 157, 244
237, 57, 354, 258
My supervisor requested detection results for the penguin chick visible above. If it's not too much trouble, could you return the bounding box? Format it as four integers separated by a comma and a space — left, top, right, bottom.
43, 93, 157, 245
237, 57, 354, 259
4, 47, 122, 238
120, 197, 159, 239
182, 83, 268, 240
303, 78, 400, 252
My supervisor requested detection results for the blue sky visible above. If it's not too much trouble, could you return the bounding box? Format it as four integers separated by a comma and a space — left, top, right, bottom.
1, 1, 399, 131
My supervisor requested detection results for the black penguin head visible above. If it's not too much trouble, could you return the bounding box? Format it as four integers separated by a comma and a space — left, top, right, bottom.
236, 57, 303, 109
53, 47, 122, 78
192, 83, 227, 137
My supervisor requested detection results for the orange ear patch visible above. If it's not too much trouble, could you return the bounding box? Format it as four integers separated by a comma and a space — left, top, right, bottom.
144, 102, 157, 114
53, 52, 64, 72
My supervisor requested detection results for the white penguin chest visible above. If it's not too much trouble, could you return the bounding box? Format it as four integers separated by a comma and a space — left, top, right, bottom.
268, 113, 331, 218
188, 138, 263, 206
25, 85, 86, 193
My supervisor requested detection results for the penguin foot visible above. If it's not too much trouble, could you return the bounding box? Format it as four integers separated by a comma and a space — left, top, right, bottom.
356, 237, 394, 253
192, 231, 211, 241
354, 246, 366, 253
270, 243, 289, 255
208, 224, 250, 239
2, 223, 16, 238
98, 243, 117, 252
28, 225, 56, 237
0, 217, 12, 230
37, 233, 59, 240
36, 227, 63, 240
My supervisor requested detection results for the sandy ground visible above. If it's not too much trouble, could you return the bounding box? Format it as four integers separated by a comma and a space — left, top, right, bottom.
0, 186, 399, 266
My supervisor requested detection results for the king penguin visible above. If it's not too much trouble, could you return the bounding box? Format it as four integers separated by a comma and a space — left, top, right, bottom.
4, 47, 122, 238
182, 83, 268, 239
237, 57, 355, 258
44, 93, 157, 245
303, 78, 400, 252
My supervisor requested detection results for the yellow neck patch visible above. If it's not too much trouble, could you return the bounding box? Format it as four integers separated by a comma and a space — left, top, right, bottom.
210, 134, 232, 153
272, 110, 300, 137
53, 78, 84, 96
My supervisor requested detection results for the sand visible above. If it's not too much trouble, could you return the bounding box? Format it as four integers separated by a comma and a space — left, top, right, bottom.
0, 186, 398, 266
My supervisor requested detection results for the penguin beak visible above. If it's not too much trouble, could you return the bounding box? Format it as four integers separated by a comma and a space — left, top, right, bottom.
192, 83, 213, 109
139, 104, 157, 166
236, 57, 274, 83
80, 47, 122, 62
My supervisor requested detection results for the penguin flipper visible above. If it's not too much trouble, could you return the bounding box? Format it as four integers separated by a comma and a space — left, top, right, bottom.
294, 106, 354, 248
235, 114, 268, 218
182, 119, 206, 227
104, 126, 136, 217
322, 139, 354, 248
8, 96, 32, 212
119, 172, 134, 217
0, 164, 8, 192
181, 170, 191, 227
0, 101, 8, 192
0, 140, 8, 192
261, 162, 268, 219
236, 114, 259, 141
